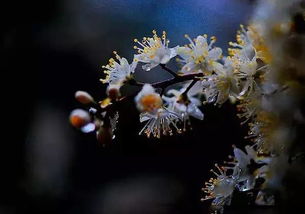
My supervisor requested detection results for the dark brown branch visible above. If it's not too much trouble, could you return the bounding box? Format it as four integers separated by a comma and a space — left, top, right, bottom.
152, 72, 203, 88
131, 73, 203, 89
160, 64, 178, 77
182, 79, 198, 96
92, 71, 204, 120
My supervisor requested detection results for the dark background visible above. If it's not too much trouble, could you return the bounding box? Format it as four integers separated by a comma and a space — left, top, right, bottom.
1, 0, 270, 213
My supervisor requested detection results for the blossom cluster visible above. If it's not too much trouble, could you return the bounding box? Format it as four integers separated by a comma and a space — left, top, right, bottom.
70, 0, 305, 212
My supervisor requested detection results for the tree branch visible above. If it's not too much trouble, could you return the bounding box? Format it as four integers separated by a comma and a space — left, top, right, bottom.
131, 72, 203, 89
160, 64, 179, 78
93, 71, 204, 119
182, 79, 198, 96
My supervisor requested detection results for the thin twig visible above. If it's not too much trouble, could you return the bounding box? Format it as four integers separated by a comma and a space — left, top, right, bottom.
131, 73, 203, 89
160, 64, 178, 78
182, 79, 198, 96
95, 71, 204, 119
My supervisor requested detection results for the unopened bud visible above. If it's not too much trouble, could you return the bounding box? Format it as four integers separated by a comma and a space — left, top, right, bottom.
75, 91, 94, 104
96, 126, 113, 146
107, 84, 121, 100
94, 119, 103, 130
69, 109, 91, 129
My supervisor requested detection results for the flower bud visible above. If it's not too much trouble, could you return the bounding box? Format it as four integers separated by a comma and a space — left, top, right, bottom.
75, 91, 94, 104
135, 84, 162, 112
107, 84, 121, 101
96, 126, 113, 146
69, 109, 91, 129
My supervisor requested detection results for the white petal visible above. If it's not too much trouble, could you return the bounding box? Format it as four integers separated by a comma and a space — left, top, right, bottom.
169, 46, 179, 58
177, 46, 192, 60
233, 147, 250, 167
139, 113, 151, 122
187, 81, 203, 96
160, 54, 171, 64
209, 47, 222, 60
130, 60, 138, 73
180, 61, 197, 74
189, 97, 201, 106
166, 89, 181, 97
213, 61, 225, 74
195, 36, 208, 47
245, 145, 257, 160
188, 104, 204, 120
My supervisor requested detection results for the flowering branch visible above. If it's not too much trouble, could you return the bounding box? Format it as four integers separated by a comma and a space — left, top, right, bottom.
70, 2, 305, 212
130, 71, 202, 89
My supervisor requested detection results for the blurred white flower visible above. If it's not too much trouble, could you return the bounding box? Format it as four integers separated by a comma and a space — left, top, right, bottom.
134, 30, 178, 71
177, 34, 222, 74
236, 89, 261, 124
231, 145, 256, 191
229, 24, 270, 63
237, 57, 260, 97
231, 145, 271, 191
247, 121, 265, 147
203, 58, 240, 105
264, 153, 289, 189
135, 84, 163, 113
255, 190, 275, 206
229, 25, 256, 54
229, 25, 270, 98
202, 164, 236, 210
101, 51, 137, 86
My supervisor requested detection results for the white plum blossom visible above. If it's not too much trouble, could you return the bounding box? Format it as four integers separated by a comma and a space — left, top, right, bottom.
231, 145, 271, 191
202, 164, 236, 211
139, 109, 182, 138
202, 144, 272, 212
263, 154, 289, 189
177, 34, 222, 74
237, 55, 260, 98
101, 51, 137, 86
231, 145, 256, 191
135, 84, 182, 138
255, 190, 275, 206
229, 25, 256, 55
247, 121, 265, 146
162, 82, 204, 130
236, 89, 262, 124
228, 24, 270, 63
229, 25, 270, 98
228, 41, 259, 98
203, 58, 240, 105
134, 30, 178, 71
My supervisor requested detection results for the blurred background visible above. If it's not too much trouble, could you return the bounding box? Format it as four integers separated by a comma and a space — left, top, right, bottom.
2, 0, 268, 213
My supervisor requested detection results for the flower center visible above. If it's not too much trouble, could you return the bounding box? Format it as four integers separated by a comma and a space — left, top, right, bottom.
140, 94, 162, 112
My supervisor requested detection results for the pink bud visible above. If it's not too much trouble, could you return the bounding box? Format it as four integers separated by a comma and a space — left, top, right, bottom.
107, 85, 121, 101
96, 127, 113, 146
75, 91, 94, 104
69, 109, 90, 129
